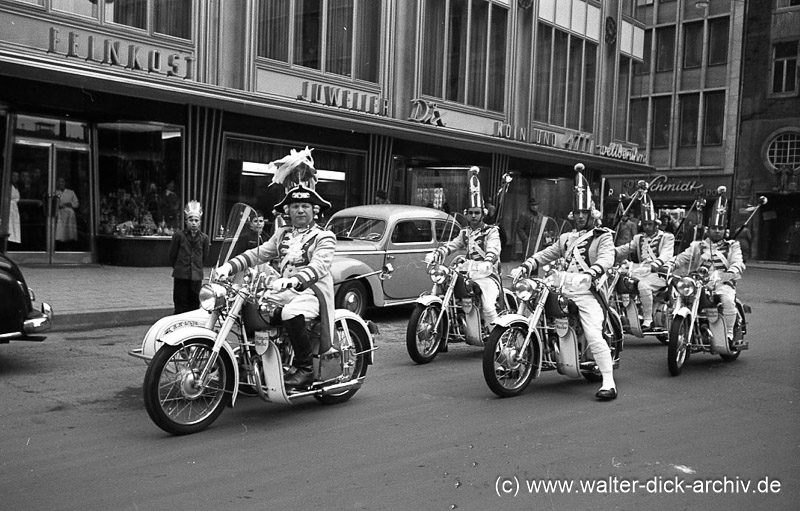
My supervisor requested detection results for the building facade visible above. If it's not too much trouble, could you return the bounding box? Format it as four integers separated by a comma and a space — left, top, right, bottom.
0, 0, 652, 266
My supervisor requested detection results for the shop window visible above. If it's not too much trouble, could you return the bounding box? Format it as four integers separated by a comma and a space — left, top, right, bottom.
256, 0, 381, 83
421, 0, 508, 112
702, 91, 725, 146
678, 94, 699, 147
655, 25, 675, 72
533, 24, 552, 123
708, 17, 728, 66
221, 138, 364, 233
651, 96, 671, 148
155, 0, 191, 39
683, 21, 702, 69
96, 123, 183, 236
772, 41, 798, 95
105, 0, 147, 30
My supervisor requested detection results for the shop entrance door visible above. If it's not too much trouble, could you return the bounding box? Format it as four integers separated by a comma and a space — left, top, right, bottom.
10, 140, 92, 264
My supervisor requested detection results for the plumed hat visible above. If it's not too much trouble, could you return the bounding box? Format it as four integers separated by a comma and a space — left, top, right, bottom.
273, 184, 332, 212
710, 186, 729, 228
467, 166, 484, 210
184, 200, 203, 219
573, 163, 593, 212
639, 183, 658, 224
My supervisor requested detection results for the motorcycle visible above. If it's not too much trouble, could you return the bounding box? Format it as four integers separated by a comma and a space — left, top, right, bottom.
610, 261, 674, 344
406, 255, 517, 364
667, 267, 749, 376
481, 218, 624, 397
140, 203, 387, 435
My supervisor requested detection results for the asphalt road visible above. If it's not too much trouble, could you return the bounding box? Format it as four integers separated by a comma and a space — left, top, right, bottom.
0, 268, 798, 511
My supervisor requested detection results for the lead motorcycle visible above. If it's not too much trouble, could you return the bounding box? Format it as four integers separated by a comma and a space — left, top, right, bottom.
139, 203, 385, 435
406, 254, 517, 364
482, 217, 624, 397
667, 267, 749, 376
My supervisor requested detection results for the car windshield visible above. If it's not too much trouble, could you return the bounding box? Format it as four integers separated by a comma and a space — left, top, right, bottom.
327, 216, 387, 241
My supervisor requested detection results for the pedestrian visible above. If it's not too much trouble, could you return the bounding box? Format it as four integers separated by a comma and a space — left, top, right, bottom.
615, 213, 638, 246
375, 189, 390, 205
169, 201, 210, 314
516, 197, 542, 259
787, 220, 800, 264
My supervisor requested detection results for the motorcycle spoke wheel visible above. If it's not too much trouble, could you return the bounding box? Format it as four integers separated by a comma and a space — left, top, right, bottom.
482, 325, 535, 398
406, 304, 447, 364
143, 339, 233, 435
667, 317, 690, 376
315, 321, 369, 405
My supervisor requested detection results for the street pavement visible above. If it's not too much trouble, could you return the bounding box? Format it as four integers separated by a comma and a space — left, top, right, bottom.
18, 259, 800, 332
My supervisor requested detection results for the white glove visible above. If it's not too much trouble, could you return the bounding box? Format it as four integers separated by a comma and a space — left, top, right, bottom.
510, 266, 527, 280
424, 252, 437, 264
216, 263, 233, 280
270, 277, 299, 291
476, 261, 492, 275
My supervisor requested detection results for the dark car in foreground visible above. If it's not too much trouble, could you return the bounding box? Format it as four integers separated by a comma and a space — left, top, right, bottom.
1, 252, 53, 343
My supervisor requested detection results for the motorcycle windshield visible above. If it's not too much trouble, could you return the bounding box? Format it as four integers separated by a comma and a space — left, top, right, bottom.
529, 216, 562, 255
216, 203, 261, 268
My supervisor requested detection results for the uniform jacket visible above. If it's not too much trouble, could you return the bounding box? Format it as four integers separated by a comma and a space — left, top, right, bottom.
169, 228, 210, 281
229, 223, 337, 351
670, 238, 745, 277
435, 223, 501, 268
615, 230, 675, 266
522, 227, 615, 280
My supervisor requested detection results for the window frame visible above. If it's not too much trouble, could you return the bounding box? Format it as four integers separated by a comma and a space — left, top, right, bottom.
771, 40, 799, 97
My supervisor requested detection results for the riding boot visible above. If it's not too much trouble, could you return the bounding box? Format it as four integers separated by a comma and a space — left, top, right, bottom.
722, 312, 737, 346
594, 351, 618, 400
282, 315, 315, 388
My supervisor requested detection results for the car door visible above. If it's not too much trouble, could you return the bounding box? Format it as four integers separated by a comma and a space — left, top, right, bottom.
382, 218, 434, 300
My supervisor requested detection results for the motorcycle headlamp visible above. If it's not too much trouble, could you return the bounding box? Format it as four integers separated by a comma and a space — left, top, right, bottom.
675, 277, 697, 297
429, 265, 448, 285
199, 283, 227, 311
558, 295, 571, 314
514, 279, 537, 301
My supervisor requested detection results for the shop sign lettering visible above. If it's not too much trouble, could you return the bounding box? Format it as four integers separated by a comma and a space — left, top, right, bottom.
297, 81, 388, 116
408, 99, 445, 126
622, 174, 718, 197
597, 142, 647, 163
493, 122, 594, 154
47, 27, 195, 80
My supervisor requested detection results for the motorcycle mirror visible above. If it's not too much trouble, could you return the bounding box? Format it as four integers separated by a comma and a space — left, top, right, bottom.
759, 196, 768, 205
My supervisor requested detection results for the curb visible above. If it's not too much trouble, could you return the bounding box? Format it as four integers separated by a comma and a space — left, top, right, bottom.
53, 308, 174, 332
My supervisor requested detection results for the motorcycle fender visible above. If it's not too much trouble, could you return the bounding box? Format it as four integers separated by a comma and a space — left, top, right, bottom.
555, 324, 582, 379
625, 301, 642, 337
493, 313, 528, 328
463, 306, 483, 346
334, 309, 376, 364
415, 294, 443, 308
673, 306, 691, 319
158, 326, 241, 407
261, 341, 291, 404
707, 316, 732, 355
491, 316, 543, 379
139, 309, 210, 362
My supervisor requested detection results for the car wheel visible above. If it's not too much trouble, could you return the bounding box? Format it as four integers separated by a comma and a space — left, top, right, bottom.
336, 281, 368, 316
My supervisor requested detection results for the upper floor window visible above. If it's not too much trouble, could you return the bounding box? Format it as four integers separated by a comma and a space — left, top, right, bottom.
703, 91, 725, 146
25, 0, 192, 39
776, 0, 800, 9
651, 96, 672, 148
257, 0, 382, 83
421, 0, 508, 112
772, 41, 798, 95
655, 25, 675, 72
634, 29, 652, 75
533, 23, 597, 132
683, 22, 703, 69
708, 17, 729, 66
679, 93, 699, 147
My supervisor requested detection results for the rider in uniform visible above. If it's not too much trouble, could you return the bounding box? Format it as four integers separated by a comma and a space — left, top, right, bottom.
667, 186, 745, 348
614, 191, 675, 331
425, 167, 502, 343
217, 148, 337, 389
511, 164, 618, 400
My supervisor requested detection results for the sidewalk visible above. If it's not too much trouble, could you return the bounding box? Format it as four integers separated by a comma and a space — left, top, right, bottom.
18, 260, 800, 332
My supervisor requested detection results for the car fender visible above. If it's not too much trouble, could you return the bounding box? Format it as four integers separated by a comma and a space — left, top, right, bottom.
331, 256, 385, 306
158, 326, 241, 406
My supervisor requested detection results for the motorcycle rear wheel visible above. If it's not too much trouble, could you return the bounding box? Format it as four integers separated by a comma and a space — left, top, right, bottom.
315, 320, 370, 405
483, 325, 536, 398
668, 317, 691, 376
143, 338, 234, 435
406, 303, 448, 364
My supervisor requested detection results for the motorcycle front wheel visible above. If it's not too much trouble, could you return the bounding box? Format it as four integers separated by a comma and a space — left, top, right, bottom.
315, 320, 370, 405
668, 317, 691, 376
143, 339, 234, 435
406, 303, 448, 364
483, 325, 536, 398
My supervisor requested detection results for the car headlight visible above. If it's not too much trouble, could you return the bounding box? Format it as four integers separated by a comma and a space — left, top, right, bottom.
429, 265, 448, 284
199, 283, 227, 311
675, 277, 697, 297
514, 279, 536, 301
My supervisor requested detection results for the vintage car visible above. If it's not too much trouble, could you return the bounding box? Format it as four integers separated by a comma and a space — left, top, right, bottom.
326, 204, 463, 316
0, 251, 53, 343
